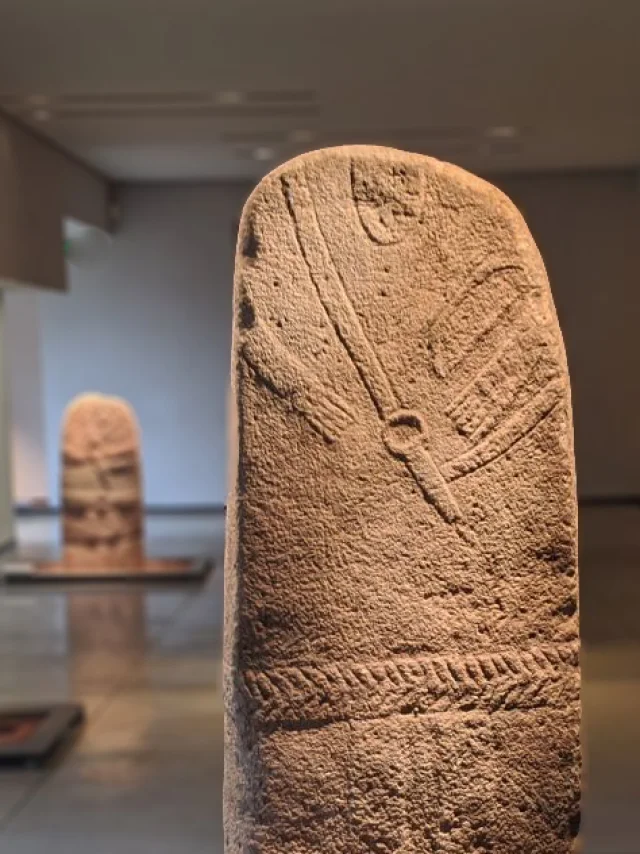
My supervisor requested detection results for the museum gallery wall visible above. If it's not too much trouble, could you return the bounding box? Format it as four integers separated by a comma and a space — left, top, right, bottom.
5, 172, 640, 513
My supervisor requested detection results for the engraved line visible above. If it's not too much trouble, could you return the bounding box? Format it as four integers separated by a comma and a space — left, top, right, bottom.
282, 171, 399, 419
441, 378, 564, 482
438, 258, 523, 318
241, 319, 355, 443
400, 444, 462, 524
282, 169, 465, 531
434, 286, 526, 380
240, 642, 579, 727
448, 325, 561, 444
446, 325, 541, 429
429, 265, 527, 379
469, 354, 561, 443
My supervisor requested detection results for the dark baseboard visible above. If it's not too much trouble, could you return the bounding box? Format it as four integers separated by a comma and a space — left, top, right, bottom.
146, 504, 226, 516
13, 497, 640, 519
15, 504, 226, 518
579, 495, 640, 507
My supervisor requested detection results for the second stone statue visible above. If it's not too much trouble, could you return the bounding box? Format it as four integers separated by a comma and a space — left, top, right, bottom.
61, 393, 144, 568
225, 146, 580, 854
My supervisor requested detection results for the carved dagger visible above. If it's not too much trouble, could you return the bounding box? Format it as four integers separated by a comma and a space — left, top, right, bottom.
282, 171, 465, 532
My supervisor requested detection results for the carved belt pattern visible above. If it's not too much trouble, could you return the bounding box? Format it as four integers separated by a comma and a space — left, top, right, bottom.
241, 642, 579, 728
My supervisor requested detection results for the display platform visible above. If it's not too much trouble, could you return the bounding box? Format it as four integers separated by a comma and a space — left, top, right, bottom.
0, 703, 84, 767
0, 556, 214, 585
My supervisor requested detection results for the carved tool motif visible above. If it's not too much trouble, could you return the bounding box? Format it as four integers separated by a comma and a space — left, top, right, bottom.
239, 165, 563, 543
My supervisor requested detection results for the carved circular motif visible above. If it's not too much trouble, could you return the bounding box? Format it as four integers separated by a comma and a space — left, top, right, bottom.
382, 409, 428, 457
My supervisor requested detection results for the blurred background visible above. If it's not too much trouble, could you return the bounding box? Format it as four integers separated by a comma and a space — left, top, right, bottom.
0, 1, 638, 852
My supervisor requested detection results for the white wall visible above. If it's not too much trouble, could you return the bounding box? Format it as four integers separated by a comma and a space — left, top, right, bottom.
4, 287, 47, 503
5, 171, 640, 506
34, 183, 246, 506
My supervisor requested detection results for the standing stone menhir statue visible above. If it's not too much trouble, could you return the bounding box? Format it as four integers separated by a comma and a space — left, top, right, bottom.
225, 146, 580, 853
61, 393, 144, 569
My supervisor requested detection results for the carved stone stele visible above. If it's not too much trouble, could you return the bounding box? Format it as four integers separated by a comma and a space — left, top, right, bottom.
225, 146, 580, 854
61, 393, 144, 568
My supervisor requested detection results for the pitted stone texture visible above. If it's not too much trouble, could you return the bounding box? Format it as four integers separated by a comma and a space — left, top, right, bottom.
61, 393, 144, 568
225, 146, 580, 854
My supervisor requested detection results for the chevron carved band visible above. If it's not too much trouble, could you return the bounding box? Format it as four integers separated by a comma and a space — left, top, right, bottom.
241, 642, 579, 727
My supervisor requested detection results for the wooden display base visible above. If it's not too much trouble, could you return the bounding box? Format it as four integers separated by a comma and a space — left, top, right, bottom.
0, 704, 84, 767
0, 556, 214, 585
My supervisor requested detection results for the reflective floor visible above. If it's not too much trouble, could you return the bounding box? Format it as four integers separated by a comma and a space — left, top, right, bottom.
0, 512, 224, 854
0, 506, 637, 853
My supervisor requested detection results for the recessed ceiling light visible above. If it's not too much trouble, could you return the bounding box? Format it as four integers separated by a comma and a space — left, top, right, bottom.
486, 125, 519, 140
31, 108, 52, 122
289, 129, 314, 144
253, 146, 275, 162
217, 90, 243, 106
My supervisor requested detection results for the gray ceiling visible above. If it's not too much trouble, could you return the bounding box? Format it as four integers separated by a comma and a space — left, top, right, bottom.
0, 0, 638, 181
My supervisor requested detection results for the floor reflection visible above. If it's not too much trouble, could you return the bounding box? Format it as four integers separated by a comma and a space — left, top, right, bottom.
68, 592, 147, 654
0, 512, 224, 854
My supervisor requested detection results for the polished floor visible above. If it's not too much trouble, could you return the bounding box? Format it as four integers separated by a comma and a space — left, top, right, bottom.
0, 507, 637, 853
0, 512, 225, 854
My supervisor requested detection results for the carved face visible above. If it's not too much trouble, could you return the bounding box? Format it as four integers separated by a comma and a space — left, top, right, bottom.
351, 156, 424, 244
